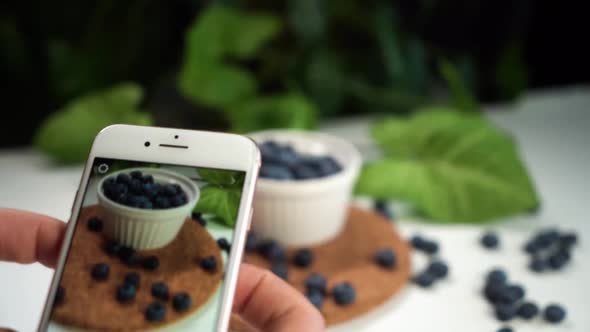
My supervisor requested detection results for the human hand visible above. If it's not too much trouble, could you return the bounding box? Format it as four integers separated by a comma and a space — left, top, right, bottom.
0, 209, 324, 332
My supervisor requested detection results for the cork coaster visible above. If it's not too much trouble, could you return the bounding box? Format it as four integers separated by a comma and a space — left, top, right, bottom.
51, 205, 223, 331
235, 206, 411, 329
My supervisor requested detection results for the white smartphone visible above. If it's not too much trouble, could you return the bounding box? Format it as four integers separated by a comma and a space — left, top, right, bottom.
37, 125, 260, 332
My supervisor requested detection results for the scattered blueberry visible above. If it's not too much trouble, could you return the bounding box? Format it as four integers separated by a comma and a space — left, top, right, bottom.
91, 263, 110, 281
217, 238, 231, 253
116, 283, 136, 303
306, 290, 324, 309
374, 249, 397, 269
484, 282, 506, 303
543, 304, 566, 323
373, 200, 394, 220
192, 211, 207, 226
560, 232, 577, 248
413, 272, 435, 288
87, 217, 103, 232
481, 232, 500, 249
172, 292, 192, 312
293, 249, 313, 268
271, 263, 289, 280
517, 301, 539, 320
245, 233, 258, 252
305, 273, 327, 294
142, 256, 160, 271
121, 252, 141, 267
528, 258, 547, 273
548, 250, 570, 270
118, 245, 135, 261
124, 272, 140, 288
145, 301, 166, 322
523, 241, 540, 255
487, 269, 508, 285
332, 282, 356, 306
54, 286, 65, 306
497, 327, 513, 332
104, 239, 121, 256
427, 261, 449, 279
410, 235, 426, 249
495, 303, 517, 321
151, 282, 169, 300
258, 240, 286, 262
422, 240, 439, 255
200, 256, 217, 272
502, 285, 525, 304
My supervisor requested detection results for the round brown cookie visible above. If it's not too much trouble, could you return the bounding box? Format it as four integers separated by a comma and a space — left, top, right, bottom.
243, 206, 411, 326
51, 205, 223, 331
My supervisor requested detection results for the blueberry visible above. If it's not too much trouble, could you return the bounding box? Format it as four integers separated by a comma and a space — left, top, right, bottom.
129, 178, 143, 194
142, 256, 160, 271
122, 253, 142, 267
200, 256, 217, 272
271, 263, 289, 280
151, 282, 169, 300
91, 263, 110, 281
497, 327, 513, 332
116, 173, 132, 185
306, 290, 324, 309
142, 183, 158, 198
139, 200, 153, 209
130, 170, 143, 179
258, 240, 286, 262
192, 212, 207, 226
502, 285, 525, 303
332, 282, 356, 305
87, 217, 103, 232
410, 235, 425, 249
217, 238, 231, 253
172, 292, 192, 312
528, 258, 547, 273
315, 156, 342, 176
116, 283, 136, 303
413, 272, 435, 288
124, 272, 140, 288
523, 241, 540, 255
162, 184, 177, 197
142, 174, 154, 184
487, 269, 508, 285
305, 273, 327, 294
427, 261, 449, 279
517, 301, 539, 320
543, 304, 566, 323
374, 249, 397, 269
118, 245, 136, 261
276, 145, 299, 166
292, 164, 318, 180
548, 250, 570, 270
245, 233, 258, 252
170, 195, 185, 207
560, 232, 578, 248
145, 301, 166, 322
54, 286, 65, 306
293, 249, 313, 268
481, 232, 500, 249
373, 200, 394, 220
125, 194, 141, 208
260, 164, 294, 180
534, 229, 558, 249
104, 239, 121, 256
422, 240, 439, 255
484, 283, 506, 303
495, 303, 517, 321
155, 196, 171, 209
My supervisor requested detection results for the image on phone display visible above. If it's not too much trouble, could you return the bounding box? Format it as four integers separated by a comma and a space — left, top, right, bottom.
47, 157, 245, 331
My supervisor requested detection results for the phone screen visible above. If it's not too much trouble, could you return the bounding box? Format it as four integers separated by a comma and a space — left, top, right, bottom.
46, 157, 246, 331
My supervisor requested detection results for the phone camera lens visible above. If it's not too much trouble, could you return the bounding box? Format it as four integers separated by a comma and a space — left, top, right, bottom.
144, 141, 150, 147
174, 135, 179, 139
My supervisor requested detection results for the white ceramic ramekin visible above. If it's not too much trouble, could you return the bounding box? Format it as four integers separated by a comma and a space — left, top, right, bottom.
97, 167, 199, 250
248, 130, 362, 247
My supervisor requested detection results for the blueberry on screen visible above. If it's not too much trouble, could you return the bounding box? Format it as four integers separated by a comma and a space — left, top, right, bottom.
155, 196, 171, 209
130, 170, 143, 179
481, 232, 500, 249
293, 249, 313, 268
172, 292, 192, 312
306, 290, 324, 309
486, 269, 508, 285
116, 173, 132, 185
124, 272, 141, 288
151, 282, 169, 301
192, 212, 207, 227
271, 263, 289, 280
142, 256, 160, 271
305, 273, 327, 294
332, 282, 356, 306
217, 238, 231, 253
497, 327, 513, 332
528, 258, 547, 273
373, 200, 394, 220
200, 256, 218, 272
495, 303, 517, 321
145, 301, 166, 322
170, 195, 185, 207
544, 304, 566, 323
91, 263, 110, 281
560, 232, 578, 248
374, 249, 397, 269
129, 179, 143, 194
54, 286, 65, 306
104, 240, 121, 257
87, 217, 103, 232
517, 301, 539, 320
427, 260, 449, 279
118, 245, 137, 263
116, 283, 136, 303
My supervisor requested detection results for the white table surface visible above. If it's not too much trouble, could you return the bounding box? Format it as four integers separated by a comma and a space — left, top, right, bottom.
1, 86, 589, 332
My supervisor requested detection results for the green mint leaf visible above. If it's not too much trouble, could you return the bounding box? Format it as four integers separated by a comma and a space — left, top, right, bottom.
195, 186, 242, 227
34, 83, 151, 163
439, 59, 479, 112
358, 110, 539, 222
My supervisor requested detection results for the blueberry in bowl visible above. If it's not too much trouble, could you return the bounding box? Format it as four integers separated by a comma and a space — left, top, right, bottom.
97, 168, 200, 250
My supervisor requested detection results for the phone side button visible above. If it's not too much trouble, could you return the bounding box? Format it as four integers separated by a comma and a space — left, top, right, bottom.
247, 208, 254, 231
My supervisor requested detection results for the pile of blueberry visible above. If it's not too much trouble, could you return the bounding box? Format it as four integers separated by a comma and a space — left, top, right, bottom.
258, 141, 342, 181
409, 235, 450, 288
102, 170, 189, 209
523, 228, 577, 273
483, 268, 567, 331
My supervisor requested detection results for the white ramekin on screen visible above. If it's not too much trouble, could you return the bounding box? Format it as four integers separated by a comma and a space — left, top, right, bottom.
248, 130, 362, 247
97, 167, 199, 250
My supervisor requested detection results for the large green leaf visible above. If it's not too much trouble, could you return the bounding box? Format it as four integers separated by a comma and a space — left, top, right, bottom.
356, 110, 539, 222
34, 83, 152, 163
195, 186, 242, 227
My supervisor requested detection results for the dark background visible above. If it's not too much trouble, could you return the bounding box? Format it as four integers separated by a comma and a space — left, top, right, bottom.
1, 0, 588, 148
